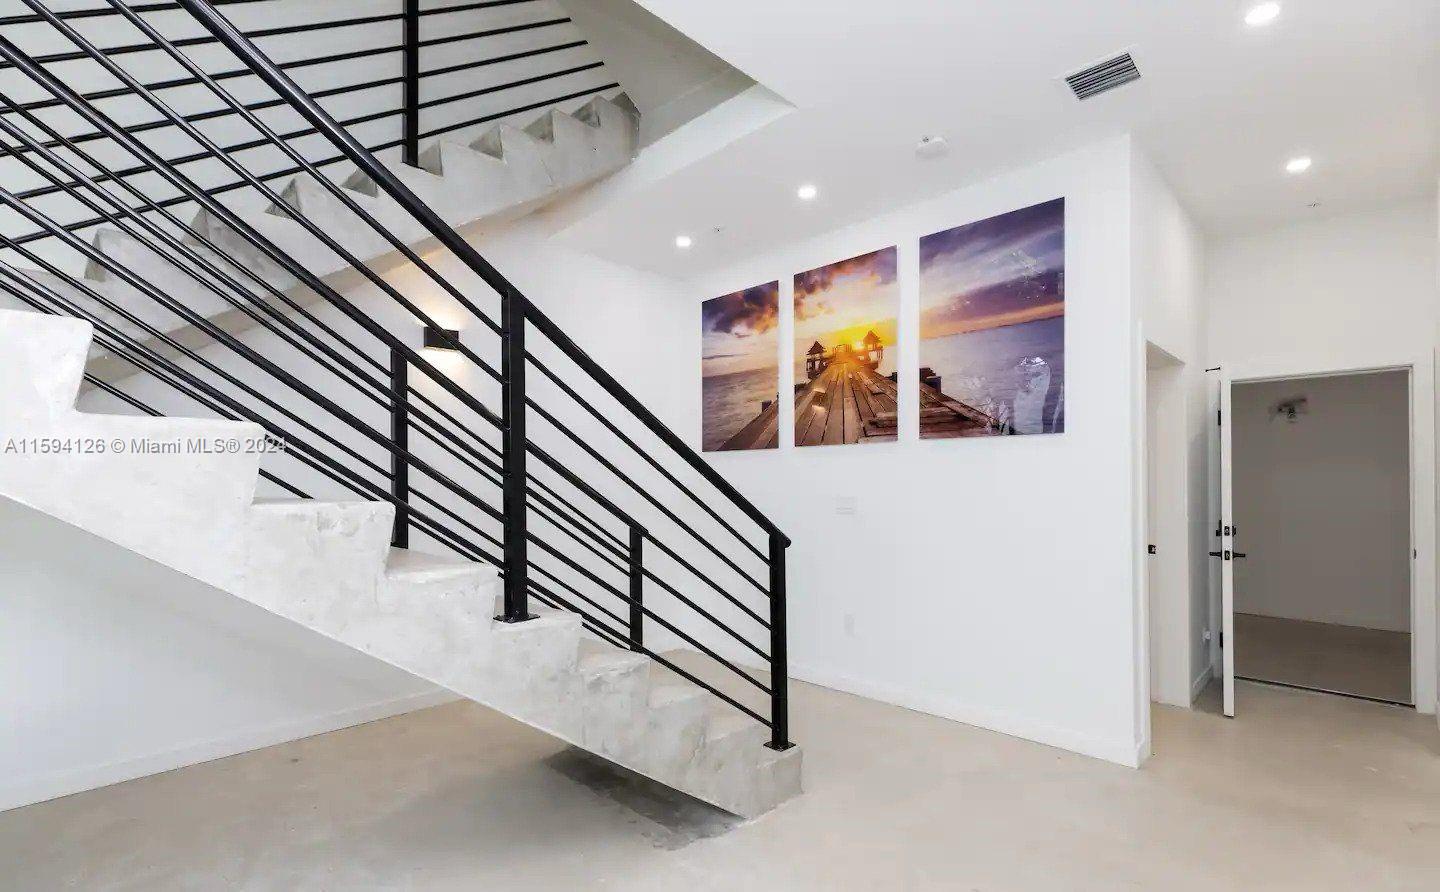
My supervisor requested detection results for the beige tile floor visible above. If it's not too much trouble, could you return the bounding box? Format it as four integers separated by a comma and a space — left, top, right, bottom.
1236, 612, 1412, 703
3, 675, 1439, 890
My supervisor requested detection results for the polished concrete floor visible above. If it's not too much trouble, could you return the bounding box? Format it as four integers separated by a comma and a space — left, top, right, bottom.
4, 677, 1440, 890
1236, 611, 1412, 703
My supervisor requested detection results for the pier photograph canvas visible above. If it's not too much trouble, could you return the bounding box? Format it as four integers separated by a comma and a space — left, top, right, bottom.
701, 281, 781, 452
793, 247, 899, 446
917, 198, 1066, 438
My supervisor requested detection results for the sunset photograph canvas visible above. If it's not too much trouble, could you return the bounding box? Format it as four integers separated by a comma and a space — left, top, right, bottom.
701, 281, 780, 452
792, 247, 899, 447
918, 198, 1066, 438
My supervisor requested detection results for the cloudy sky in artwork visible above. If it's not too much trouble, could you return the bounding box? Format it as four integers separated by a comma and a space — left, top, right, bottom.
701, 281, 779, 377
919, 198, 1064, 339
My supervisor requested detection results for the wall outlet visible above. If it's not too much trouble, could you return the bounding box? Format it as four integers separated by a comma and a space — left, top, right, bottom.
835, 495, 857, 515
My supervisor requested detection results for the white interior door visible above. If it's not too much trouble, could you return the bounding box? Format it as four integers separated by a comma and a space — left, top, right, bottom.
1219, 370, 1236, 717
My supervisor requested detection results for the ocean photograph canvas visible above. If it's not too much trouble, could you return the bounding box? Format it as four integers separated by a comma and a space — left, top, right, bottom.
792, 247, 899, 447
701, 281, 780, 452
917, 198, 1066, 438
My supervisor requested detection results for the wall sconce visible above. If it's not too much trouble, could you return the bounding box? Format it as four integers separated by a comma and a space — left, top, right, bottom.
423, 326, 461, 352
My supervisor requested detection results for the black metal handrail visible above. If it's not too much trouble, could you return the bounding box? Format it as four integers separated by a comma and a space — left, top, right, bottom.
0, 0, 793, 751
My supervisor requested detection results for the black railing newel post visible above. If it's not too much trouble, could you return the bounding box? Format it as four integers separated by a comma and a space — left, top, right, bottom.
499, 288, 535, 622
401, 0, 420, 167
628, 526, 644, 652
390, 346, 410, 548
767, 532, 793, 751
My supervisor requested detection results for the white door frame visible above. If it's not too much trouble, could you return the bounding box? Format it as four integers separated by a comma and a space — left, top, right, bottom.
1211, 350, 1436, 714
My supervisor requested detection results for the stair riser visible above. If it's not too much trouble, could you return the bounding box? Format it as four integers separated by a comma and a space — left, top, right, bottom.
580, 660, 651, 765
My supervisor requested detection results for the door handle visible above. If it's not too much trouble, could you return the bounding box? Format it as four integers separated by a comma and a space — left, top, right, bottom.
1233, 552, 1248, 559
1208, 551, 1223, 558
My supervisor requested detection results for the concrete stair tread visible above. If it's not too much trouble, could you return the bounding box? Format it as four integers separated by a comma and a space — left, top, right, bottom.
578, 638, 649, 676
383, 547, 497, 584
649, 674, 708, 710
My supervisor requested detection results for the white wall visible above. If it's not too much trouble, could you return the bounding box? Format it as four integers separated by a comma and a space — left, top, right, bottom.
1206, 198, 1439, 710
1131, 148, 1209, 708
1231, 371, 1411, 632
689, 137, 1146, 766
0, 496, 451, 813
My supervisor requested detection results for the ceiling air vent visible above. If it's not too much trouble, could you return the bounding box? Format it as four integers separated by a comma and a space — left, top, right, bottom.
1064, 52, 1141, 101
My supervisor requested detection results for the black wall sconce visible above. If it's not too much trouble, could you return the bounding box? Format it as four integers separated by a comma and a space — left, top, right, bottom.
423, 326, 462, 352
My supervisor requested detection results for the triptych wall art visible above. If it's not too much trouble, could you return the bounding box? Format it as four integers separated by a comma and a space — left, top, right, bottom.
701, 197, 1065, 452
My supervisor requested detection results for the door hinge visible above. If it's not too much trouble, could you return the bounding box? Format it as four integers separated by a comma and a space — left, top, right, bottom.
1217, 409, 1222, 426
1219, 631, 1224, 648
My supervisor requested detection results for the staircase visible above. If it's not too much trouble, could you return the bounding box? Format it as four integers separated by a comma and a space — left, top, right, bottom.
0, 0, 799, 819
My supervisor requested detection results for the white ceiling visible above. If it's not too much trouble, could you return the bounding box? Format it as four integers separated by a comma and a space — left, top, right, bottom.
557, 0, 1439, 277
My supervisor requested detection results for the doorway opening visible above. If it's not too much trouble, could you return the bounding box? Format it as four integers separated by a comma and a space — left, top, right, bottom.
1230, 370, 1413, 706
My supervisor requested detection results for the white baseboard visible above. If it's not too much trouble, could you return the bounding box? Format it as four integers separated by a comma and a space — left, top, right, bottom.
1189, 664, 1215, 704
790, 661, 1144, 768
0, 688, 459, 814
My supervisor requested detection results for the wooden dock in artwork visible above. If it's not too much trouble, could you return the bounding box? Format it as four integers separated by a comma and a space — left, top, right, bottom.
719, 358, 1007, 450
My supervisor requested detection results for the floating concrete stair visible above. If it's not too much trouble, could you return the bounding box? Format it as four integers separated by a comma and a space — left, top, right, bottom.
0, 308, 802, 817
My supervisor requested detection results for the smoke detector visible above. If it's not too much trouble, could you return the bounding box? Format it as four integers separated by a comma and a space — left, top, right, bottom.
915, 135, 949, 160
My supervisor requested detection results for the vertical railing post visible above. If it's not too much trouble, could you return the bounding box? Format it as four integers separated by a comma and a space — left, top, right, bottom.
499, 289, 534, 622
766, 531, 792, 750
628, 525, 644, 651
401, 0, 420, 166
389, 347, 409, 548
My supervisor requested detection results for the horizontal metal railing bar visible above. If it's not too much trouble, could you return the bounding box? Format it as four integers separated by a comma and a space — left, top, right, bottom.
418, 38, 585, 80
106, 1, 514, 353
3, 37, 588, 118
414, 17, 570, 52
11, 104, 405, 211
0, 0, 537, 28
414, 61, 603, 111
527, 485, 629, 564
10, 71, 406, 156
527, 563, 628, 629
416, 83, 618, 140
0, 0, 258, 27
11, 103, 406, 213
526, 490, 629, 577
524, 466, 628, 551
417, 0, 544, 18
526, 532, 772, 681
8, 135, 404, 246
0, 5, 406, 70
525, 440, 641, 532
525, 395, 772, 603
4, 40, 403, 116
525, 350, 768, 565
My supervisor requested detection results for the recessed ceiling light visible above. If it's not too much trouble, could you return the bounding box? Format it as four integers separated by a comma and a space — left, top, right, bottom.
796, 184, 818, 201
1285, 156, 1312, 174
674, 235, 693, 249
1244, 2, 1281, 27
